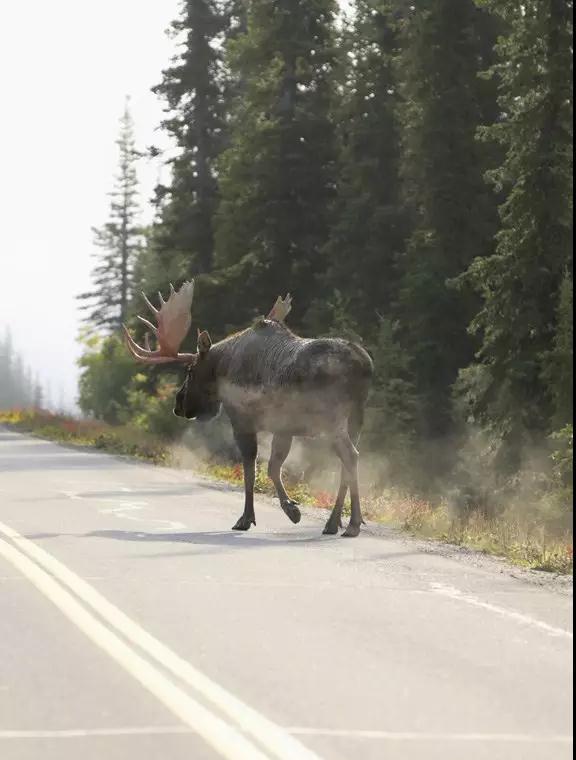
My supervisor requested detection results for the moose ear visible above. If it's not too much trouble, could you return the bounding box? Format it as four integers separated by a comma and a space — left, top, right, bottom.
197, 329, 212, 356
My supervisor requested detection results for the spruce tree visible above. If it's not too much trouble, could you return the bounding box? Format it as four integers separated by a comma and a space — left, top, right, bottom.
395, 0, 499, 440
364, 317, 421, 486
315, 0, 407, 338
147, 0, 228, 284
0, 330, 15, 408
463, 0, 573, 466
32, 375, 44, 410
0, 329, 38, 409
546, 272, 574, 428
215, 0, 338, 330
78, 100, 142, 331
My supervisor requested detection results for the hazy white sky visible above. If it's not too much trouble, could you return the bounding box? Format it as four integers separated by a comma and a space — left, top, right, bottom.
0, 0, 180, 410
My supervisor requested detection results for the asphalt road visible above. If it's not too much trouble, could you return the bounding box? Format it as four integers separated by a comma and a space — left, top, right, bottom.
0, 428, 572, 760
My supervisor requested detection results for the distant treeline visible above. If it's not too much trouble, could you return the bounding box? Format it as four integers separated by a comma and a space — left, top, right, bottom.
77, 1, 573, 521
0, 330, 43, 410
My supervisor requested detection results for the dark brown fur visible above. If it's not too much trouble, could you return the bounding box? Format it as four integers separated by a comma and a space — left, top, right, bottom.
174, 320, 373, 536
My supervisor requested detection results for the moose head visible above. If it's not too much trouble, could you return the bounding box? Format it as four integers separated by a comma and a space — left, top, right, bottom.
123, 281, 219, 420
123, 281, 293, 422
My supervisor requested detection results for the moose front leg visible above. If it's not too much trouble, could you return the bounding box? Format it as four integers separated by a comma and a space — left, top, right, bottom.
232, 431, 258, 531
268, 434, 301, 524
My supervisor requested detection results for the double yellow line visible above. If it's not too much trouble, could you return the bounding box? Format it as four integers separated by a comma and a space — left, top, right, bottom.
0, 520, 321, 760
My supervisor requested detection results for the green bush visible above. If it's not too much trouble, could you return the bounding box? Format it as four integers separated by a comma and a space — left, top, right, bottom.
124, 373, 188, 439
78, 333, 139, 424
545, 424, 574, 530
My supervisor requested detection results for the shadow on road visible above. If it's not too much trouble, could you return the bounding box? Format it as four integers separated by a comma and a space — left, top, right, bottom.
24, 529, 426, 565
0, 454, 124, 473
70, 485, 211, 499
87, 528, 332, 550
0, 436, 127, 472
25, 528, 336, 552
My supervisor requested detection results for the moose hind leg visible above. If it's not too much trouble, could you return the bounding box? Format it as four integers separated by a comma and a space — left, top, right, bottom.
323, 464, 347, 535
333, 433, 364, 538
268, 434, 301, 524
324, 415, 361, 535
232, 431, 258, 531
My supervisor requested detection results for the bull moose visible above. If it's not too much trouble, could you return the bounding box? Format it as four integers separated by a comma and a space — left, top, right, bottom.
123, 281, 373, 537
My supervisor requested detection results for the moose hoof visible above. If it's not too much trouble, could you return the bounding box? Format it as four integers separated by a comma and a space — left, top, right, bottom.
342, 523, 361, 538
322, 516, 343, 535
232, 515, 255, 531
281, 499, 301, 524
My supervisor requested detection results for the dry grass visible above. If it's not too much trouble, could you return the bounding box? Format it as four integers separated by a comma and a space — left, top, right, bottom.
2, 408, 572, 575
363, 491, 573, 574
207, 461, 572, 574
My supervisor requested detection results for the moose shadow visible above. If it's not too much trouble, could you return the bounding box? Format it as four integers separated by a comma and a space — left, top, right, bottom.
24, 528, 335, 555
25, 528, 423, 564
86, 528, 332, 552
84, 528, 424, 564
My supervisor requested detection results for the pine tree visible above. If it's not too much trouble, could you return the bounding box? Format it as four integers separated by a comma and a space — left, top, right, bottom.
78, 100, 142, 331
0, 329, 38, 409
314, 1, 407, 338
394, 0, 499, 440
546, 272, 573, 427
364, 317, 421, 486
463, 0, 573, 466
215, 0, 339, 331
0, 330, 15, 408
147, 0, 228, 285
33, 374, 44, 410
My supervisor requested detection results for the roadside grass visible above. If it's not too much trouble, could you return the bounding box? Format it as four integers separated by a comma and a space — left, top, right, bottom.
0, 408, 172, 465
1, 408, 572, 575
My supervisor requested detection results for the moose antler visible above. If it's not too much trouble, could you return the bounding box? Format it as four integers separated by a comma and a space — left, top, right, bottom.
123, 281, 197, 364
267, 293, 292, 323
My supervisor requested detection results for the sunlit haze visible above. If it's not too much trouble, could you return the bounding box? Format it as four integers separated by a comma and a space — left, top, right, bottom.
0, 0, 180, 411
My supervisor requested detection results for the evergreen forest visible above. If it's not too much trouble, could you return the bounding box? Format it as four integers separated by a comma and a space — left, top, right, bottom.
76, 0, 573, 527
0, 330, 44, 411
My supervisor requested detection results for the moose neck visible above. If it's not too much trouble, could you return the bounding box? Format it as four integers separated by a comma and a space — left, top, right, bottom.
204, 328, 246, 378
204, 320, 303, 392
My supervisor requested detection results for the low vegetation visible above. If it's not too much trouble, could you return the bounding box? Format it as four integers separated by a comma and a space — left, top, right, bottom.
2, 408, 571, 575
0, 408, 171, 465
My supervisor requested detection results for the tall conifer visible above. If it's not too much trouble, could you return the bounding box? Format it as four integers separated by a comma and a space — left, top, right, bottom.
395, 0, 499, 439
78, 101, 142, 331
317, 1, 406, 337
215, 0, 338, 330
463, 0, 573, 465
147, 0, 228, 285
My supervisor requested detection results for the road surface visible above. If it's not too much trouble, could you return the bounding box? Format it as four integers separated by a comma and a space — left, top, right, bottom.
0, 428, 572, 760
